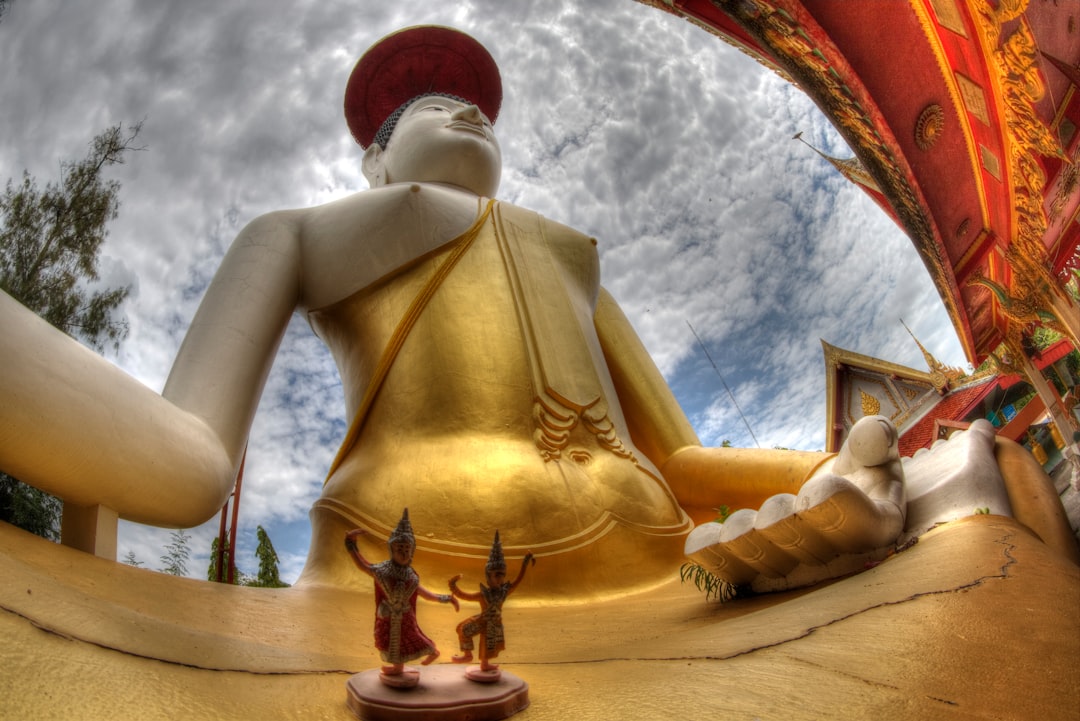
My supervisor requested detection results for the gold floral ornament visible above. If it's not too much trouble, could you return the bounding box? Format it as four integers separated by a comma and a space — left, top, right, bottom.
860, 389, 882, 416
915, 104, 945, 150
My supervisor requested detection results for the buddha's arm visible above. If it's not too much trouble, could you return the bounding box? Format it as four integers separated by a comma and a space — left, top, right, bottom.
594, 289, 829, 521
0, 211, 302, 527
162, 210, 302, 472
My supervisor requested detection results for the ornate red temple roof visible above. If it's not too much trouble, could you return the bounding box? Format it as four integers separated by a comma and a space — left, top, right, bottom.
824, 336, 1076, 456
641, 0, 1080, 366
896, 378, 998, 456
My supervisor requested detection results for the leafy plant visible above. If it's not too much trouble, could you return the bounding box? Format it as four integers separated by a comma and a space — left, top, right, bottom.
679, 562, 738, 603
159, 529, 191, 576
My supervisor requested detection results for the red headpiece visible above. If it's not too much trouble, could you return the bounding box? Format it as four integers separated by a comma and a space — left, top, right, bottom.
344, 26, 502, 148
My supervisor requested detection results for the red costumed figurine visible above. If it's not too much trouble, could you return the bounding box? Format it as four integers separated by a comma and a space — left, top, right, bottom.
345, 509, 458, 688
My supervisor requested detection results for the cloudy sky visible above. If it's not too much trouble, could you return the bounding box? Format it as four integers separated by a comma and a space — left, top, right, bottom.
0, 0, 967, 582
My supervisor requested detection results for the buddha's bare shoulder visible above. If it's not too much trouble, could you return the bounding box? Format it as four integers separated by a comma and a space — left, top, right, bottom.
289, 183, 489, 309
306, 183, 482, 228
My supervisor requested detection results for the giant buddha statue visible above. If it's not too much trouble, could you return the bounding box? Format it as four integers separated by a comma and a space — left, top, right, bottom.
1, 24, 1077, 720
2, 24, 1074, 599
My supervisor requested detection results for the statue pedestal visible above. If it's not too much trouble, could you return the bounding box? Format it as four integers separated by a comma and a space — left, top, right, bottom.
346, 665, 528, 721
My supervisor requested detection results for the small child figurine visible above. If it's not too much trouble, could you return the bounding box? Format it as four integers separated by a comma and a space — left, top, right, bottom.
449, 531, 534, 682
344, 508, 458, 688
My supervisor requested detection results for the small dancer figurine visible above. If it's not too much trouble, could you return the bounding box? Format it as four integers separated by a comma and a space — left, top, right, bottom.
344, 509, 458, 688
449, 531, 534, 682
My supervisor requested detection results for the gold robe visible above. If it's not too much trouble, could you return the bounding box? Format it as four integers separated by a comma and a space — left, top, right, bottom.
299, 201, 691, 597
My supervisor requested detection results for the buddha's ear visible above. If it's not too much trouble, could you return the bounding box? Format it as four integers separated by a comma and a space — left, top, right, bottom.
362, 144, 385, 187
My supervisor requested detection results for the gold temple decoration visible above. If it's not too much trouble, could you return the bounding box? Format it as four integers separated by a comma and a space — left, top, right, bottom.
902, 319, 966, 394
969, 0, 1073, 344
793, 132, 882, 192
968, 269, 1060, 328
860, 389, 881, 416
955, 217, 970, 239
915, 104, 945, 150
1050, 147, 1078, 223
826, 155, 882, 192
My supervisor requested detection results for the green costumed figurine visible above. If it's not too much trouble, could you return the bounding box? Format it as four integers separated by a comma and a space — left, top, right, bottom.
449, 531, 534, 682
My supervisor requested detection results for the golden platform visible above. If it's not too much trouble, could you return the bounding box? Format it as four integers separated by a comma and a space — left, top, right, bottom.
2, 514, 1076, 720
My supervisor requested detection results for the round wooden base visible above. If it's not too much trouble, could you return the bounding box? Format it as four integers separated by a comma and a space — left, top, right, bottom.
464, 665, 501, 683
346, 665, 529, 721
378, 666, 420, 688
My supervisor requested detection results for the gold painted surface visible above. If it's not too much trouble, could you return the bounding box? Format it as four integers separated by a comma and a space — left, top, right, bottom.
658, 445, 827, 524
2, 515, 1076, 719
300, 201, 693, 598
996, 435, 1080, 565
968, 1, 1075, 345
827, 155, 882, 192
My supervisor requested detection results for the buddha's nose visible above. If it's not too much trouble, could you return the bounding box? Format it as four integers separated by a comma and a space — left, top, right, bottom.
451, 104, 483, 124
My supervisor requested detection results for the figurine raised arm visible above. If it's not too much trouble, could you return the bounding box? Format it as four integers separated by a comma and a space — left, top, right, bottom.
344, 509, 458, 687
449, 531, 534, 682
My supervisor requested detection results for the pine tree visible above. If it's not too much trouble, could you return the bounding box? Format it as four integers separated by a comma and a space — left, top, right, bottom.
159, 529, 191, 577
250, 525, 289, 588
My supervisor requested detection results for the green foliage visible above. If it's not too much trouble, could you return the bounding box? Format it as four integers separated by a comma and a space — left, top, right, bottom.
207, 526, 290, 587
0, 472, 61, 540
207, 535, 237, 583
679, 562, 737, 603
0, 123, 142, 541
0, 122, 142, 353
122, 550, 143, 567
1031, 326, 1061, 352
250, 525, 289, 588
159, 529, 191, 577
1066, 350, 1080, 383
683, 508, 742, 602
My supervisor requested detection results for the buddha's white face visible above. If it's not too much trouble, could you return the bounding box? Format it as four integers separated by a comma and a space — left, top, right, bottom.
363, 95, 502, 197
